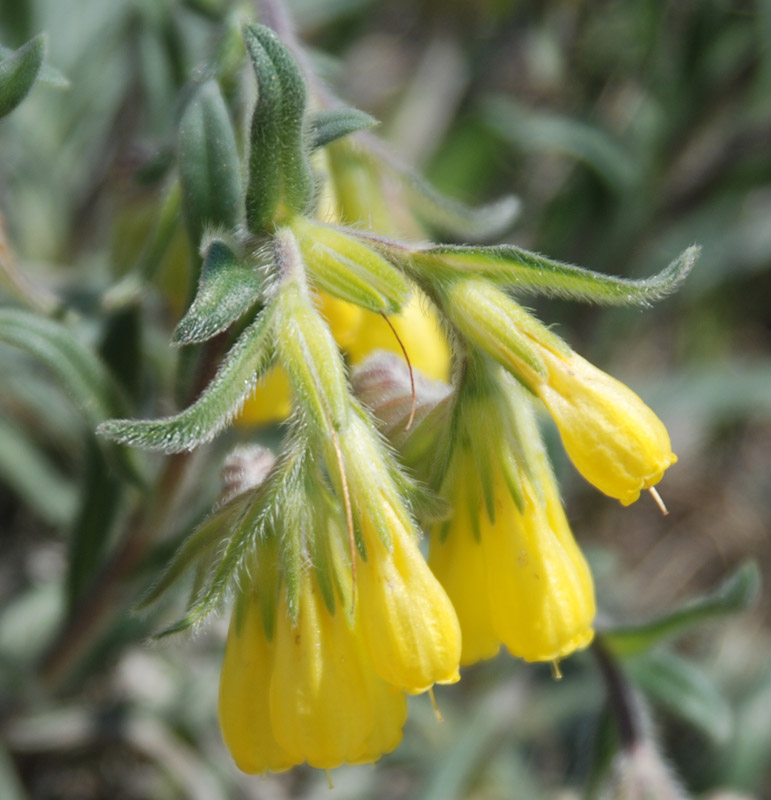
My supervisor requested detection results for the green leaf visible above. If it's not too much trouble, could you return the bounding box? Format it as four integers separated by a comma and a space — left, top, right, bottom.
629, 651, 733, 745
0, 744, 27, 800
603, 561, 760, 657
249, 25, 312, 215
0, 309, 145, 485
377, 147, 520, 241
66, 442, 124, 611
98, 303, 277, 452
482, 96, 638, 192
243, 24, 313, 232
309, 107, 378, 149
0, 43, 68, 88
0, 33, 45, 118
243, 26, 283, 232
406, 243, 700, 307
0, 308, 129, 428
102, 184, 183, 310
178, 79, 243, 247
137, 491, 252, 610
0, 417, 77, 526
172, 239, 262, 345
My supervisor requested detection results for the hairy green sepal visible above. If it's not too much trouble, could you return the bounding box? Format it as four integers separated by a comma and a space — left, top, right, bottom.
309, 107, 378, 150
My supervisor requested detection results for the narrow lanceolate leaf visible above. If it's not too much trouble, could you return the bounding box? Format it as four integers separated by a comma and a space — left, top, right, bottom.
309, 107, 378, 150
630, 651, 733, 745
372, 142, 520, 241
248, 25, 312, 214
405, 243, 700, 306
603, 561, 760, 657
243, 28, 282, 232
0, 308, 129, 427
482, 96, 638, 192
273, 229, 350, 432
0, 34, 46, 118
0, 43, 68, 88
243, 24, 312, 232
0, 417, 77, 526
66, 443, 124, 611
172, 239, 262, 345
293, 217, 411, 313
178, 79, 243, 246
156, 446, 304, 637
98, 304, 277, 452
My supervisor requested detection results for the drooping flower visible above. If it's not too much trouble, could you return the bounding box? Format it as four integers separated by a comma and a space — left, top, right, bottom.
219, 567, 408, 773
340, 414, 462, 693
269, 573, 407, 768
218, 589, 294, 774
429, 365, 595, 665
357, 498, 462, 692
445, 278, 677, 504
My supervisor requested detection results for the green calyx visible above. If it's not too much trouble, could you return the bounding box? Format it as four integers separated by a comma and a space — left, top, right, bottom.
292, 217, 411, 314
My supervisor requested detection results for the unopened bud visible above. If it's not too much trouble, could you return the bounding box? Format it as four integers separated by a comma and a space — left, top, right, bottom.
220, 445, 276, 503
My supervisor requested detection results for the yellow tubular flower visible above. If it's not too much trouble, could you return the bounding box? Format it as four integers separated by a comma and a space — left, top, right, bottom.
431, 465, 595, 665
536, 348, 677, 505
270, 574, 407, 769
482, 474, 595, 663
429, 371, 595, 665
446, 279, 676, 504
357, 500, 462, 694
218, 593, 296, 774
429, 483, 500, 666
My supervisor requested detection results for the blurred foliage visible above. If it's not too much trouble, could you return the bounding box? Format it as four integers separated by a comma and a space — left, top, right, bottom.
0, 0, 769, 798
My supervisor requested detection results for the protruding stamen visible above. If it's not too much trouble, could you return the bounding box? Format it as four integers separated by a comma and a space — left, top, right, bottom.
551, 660, 563, 681
648, 486, 669, 516
428, 686, 444, 722
380, 311, 417, 431
325, 770, 335, 790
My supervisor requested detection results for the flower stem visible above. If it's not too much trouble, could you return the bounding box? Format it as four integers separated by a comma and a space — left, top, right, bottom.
38, 335, 230, 690
592, 635, 641, 751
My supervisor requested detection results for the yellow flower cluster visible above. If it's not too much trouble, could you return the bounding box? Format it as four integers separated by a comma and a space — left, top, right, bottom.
219, 575, 408, 772
217, 143, 678, 776
219, 416, 461, 771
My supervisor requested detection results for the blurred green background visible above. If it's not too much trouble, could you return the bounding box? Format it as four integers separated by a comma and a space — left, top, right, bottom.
1, 0, 770, 798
